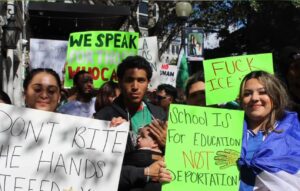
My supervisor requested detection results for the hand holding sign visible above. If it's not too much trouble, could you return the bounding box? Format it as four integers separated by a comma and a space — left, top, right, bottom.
214, 149, 240, 169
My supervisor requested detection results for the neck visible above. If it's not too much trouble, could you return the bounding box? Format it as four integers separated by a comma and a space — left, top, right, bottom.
76, 94, 92, 103
248, 119, 265, 134
124, 100, 143, 115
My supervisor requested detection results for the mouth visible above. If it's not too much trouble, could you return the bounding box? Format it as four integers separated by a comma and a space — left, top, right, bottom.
249, 104, 262, 110
130, 93, 140, 98
36, 101, 50, 108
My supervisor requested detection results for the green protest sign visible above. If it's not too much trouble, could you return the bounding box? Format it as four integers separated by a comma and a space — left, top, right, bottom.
64, 31, 139, 88
162, 104, 244, 191
203, 53, 274, 105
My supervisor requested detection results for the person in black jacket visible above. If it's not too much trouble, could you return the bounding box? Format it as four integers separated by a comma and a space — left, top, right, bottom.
94, 55, 167, 191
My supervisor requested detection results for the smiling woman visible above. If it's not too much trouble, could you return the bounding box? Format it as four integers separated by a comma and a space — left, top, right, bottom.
23, 68, 61, 112
237, 71, 300, 191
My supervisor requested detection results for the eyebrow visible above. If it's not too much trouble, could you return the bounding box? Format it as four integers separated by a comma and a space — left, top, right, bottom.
244, 87, 266, 91
32, 84, 59, 88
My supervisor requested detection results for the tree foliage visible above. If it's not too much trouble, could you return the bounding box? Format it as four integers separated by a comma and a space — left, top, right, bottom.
71, 0, 300, 60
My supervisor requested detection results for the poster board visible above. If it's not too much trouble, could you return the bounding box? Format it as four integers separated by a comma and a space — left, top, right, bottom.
30, 38, 68, 80
203, 53, 274, 105
185, 27, 204, 61
64, 31, 139, 88
0, 103, 129, 191
163, 104, 244, 191
138, 36, 160, 90
159, 64, 177, 87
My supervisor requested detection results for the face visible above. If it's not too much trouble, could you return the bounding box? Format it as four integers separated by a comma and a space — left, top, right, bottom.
242, 78, 273, 123
286, 60, 300, 100
25, 72, 61, 112
156, 90, 172, 111
119, 68, 149, 105
186, 81, 206, 106
137, 127, 156, 148
77, 73, 94, 95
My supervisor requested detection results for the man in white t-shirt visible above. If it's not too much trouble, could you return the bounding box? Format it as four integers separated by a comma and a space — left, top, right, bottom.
59, 70, 95, 117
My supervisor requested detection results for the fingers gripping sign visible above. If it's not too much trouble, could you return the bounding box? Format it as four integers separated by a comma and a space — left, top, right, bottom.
214, 149, 240, 169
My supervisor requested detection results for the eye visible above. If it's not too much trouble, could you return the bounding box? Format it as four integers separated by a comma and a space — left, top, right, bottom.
47, 87, 59, 95
258, 89, 267, 95
243, 91, 252, 97
33, 86, 42, 93
138, 78, 147, 83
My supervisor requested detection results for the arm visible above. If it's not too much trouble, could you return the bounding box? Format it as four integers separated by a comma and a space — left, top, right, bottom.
118, 160, 164, 190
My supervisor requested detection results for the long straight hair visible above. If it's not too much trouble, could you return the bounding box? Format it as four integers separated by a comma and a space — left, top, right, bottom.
239, 71, 289, 134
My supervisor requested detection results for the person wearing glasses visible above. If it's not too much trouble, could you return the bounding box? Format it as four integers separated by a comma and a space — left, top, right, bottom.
58, 70, 96, 117
155, 84, 177, 113
23, 68, 61, 112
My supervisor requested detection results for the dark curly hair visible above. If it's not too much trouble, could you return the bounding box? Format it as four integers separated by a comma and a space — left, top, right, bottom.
117, 55, 152, 81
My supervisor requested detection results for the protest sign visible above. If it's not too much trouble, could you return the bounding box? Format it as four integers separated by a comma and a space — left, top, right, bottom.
30, 38, 68, 80
163, 104, 244, 191
64, 31, 139, 88
138, 36, 159, 90
203, 53, 274, 105
159, 64, 178, 87
0, 103, 129, 191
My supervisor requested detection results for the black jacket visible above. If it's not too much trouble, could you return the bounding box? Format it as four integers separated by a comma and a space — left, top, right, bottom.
94, 95, 166, 191
94, 95, 166, 122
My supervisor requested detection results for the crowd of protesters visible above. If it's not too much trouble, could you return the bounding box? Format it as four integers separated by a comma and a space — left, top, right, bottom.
1, 46, 300, 191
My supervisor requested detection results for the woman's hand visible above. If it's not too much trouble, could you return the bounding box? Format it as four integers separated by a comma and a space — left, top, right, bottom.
110, 117, 127, 127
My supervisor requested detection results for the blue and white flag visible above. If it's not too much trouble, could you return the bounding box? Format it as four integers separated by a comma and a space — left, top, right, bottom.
238, 111, 300, 191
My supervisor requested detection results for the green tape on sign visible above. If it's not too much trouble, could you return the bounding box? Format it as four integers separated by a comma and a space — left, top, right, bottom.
64, 31, 139, 88
162, 104, 244, 191
203, 53, 274, 105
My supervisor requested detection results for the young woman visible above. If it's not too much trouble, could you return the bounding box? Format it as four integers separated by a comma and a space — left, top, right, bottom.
238, 71, 300, 191
158, 71, 300, 191
23, 68, 61, 112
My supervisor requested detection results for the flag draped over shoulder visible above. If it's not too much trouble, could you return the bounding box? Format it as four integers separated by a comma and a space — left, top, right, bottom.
238, 111, 300, 191
176, 49, 189, 90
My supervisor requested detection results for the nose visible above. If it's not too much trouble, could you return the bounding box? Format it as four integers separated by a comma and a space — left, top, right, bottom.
251, 91, 259, 101
40, 90, 49, 99
131, 81, 138, 90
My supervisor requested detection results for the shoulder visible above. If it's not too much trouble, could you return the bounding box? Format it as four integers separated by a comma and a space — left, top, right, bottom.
278, 111, 299, 129
58, 101, 78, 113
94, 102, 127, 121
145, 102, 167, 121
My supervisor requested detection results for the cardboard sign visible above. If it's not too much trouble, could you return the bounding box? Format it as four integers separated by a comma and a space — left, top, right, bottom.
0, 103, 129, 191
163, 104, 244, 191
64, 31, 139, 88
30, 38, 68, 80
203, 53, 274, 105
160, 64, 177, 87
138, 36, 160, 90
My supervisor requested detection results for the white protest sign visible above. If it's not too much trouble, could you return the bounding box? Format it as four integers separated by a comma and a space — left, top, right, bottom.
30, 38, 68, 80
159, 64, 178, 87
138, 36, 160, 90
0, 103, 129, 191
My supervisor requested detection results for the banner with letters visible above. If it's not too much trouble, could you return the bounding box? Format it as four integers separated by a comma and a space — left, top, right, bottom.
0, 103, 129, 191
64, 31, 139, 88
163, 104, 244, 191
159, 64, 177, 87
138, 36, 160, 90
203, 53, 274, 105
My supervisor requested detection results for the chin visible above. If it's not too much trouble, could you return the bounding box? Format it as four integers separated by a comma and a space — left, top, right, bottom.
35, 105, 52, 112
